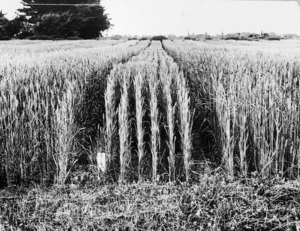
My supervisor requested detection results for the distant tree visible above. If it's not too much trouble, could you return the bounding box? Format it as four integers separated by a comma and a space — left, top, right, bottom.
19, 0, 100, 22
0, 11, 8, 22
283, 34, 300, 40
35, 12, 81, 38
5, 15, 28, 38
151, 35, 168, 41
78, 6, 110, 38
0, 11, 10, 40
18, 0, 110, 39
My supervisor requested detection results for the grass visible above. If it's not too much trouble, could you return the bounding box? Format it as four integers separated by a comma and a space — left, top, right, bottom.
102, 41, 193, 182
163, 39, 300, 179
0, 40, 150, 186
118, 73, 130, 183
134, 73, 146, 180
1, 173, 300, 230
160, 58, 176, 182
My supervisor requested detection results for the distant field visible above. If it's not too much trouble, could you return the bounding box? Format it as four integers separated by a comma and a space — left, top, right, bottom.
188, 39, 300, 55
1, 39, 300, 230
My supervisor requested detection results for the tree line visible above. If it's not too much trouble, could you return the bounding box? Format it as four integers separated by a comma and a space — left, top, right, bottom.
0, 0, 110, 40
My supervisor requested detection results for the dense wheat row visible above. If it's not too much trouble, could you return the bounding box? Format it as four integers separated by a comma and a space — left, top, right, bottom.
0, 40, 149, 186
163, 40, 300, 178
104, 41, 193, 182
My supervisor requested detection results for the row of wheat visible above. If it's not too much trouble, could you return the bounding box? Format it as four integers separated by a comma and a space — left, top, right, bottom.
104, 41, 193, 182
163, 40, 300, 179
0, 40, 149, 186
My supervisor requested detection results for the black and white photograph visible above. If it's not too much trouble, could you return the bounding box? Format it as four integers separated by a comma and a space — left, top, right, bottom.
1, 0, 300, 230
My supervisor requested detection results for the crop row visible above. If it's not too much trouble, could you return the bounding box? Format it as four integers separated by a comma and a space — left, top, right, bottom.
163, 40, 300, 178
104, 41, 193, 182
0, 40, 149, 186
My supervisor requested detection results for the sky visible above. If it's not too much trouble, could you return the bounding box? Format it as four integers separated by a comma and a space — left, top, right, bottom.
1, 0, 300, 36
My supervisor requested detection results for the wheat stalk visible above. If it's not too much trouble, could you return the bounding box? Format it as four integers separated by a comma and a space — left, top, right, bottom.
134, 72, 145, 180
118, 74, 130, 183
149, 71, 160, 183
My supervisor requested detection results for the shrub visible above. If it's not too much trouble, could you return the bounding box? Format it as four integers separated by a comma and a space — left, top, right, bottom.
110, 35, 124, 40
28, 35, 54, 40
224, 36, 240, 41
15, 31, 33, 39
267, 37, 281, 41
150, 35, 168, 41
204, 36, 213, 40
0, 35, 11, 40
139, 36, 150, 41
66, 36, 83, 40
184, 36, 196, 41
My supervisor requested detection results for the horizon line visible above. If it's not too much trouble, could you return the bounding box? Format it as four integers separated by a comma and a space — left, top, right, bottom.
226, 0, 300, 6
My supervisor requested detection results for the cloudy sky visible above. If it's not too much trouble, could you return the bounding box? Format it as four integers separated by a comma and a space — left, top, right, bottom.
1, 0, 300, 36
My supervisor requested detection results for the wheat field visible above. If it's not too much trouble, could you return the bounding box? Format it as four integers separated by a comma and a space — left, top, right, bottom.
1, 39, 300, 184
1, 39, 300, 230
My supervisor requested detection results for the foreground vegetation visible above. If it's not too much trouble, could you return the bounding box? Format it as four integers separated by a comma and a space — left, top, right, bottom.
1, 172, 300, 230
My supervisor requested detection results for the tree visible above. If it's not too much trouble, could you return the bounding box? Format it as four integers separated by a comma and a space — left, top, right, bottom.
0, 11, 10, 40
18, 0, 110, 39
5, 15, 29, 38
35, 12, 80, 38
19, 0, 100, 22
77, 6, 110, 38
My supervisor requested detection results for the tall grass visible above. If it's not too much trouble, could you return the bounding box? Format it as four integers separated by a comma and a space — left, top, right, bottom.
175, 72, 193, 181
105, 68, 118, 175
103, 41, 174, 183
101, 41, 193, 182
163, 40, 300, 179
5, 38, 299, 185
134, 73, 145, 180
0, 40, 149, 186
118, 73, 130, 182
149, 71, 160, 182
160, 60, 176, 182
159, 47, 193, 182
